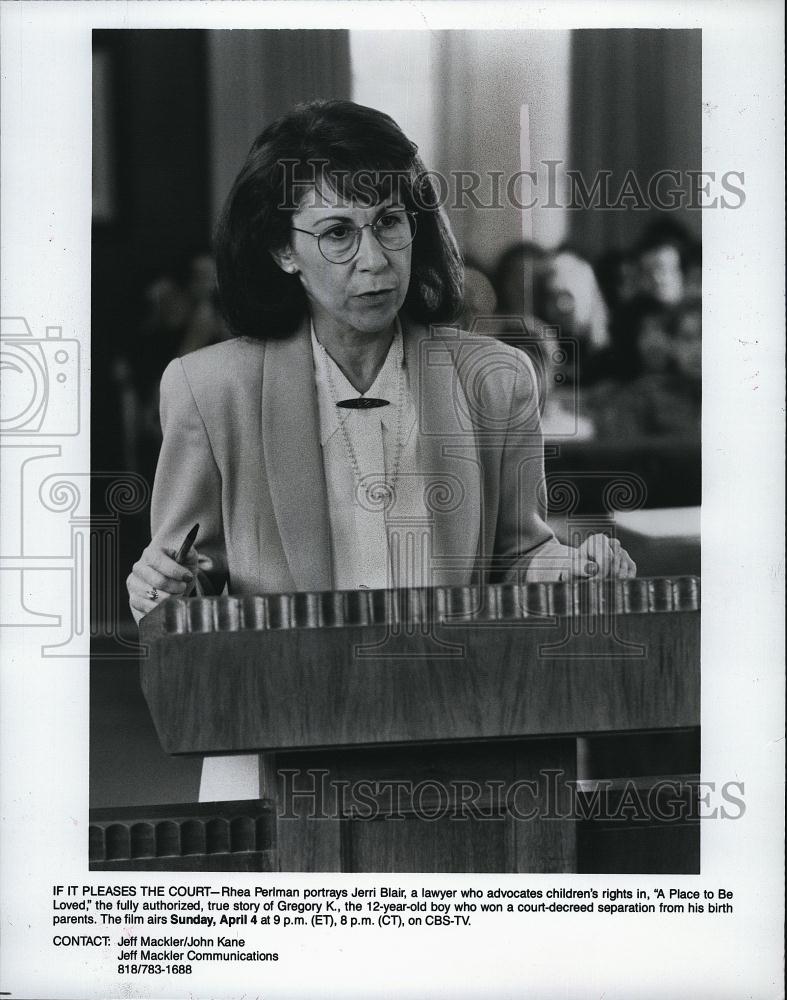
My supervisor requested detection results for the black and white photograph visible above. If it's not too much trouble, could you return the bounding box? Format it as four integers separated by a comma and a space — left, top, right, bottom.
90, 25, 702, 875
0, 3, 783, 998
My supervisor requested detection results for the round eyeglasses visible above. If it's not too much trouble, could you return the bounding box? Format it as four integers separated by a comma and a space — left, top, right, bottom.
291, 210, 417, 264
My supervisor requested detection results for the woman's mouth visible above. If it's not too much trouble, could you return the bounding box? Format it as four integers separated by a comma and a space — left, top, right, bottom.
355, 288, 395, 302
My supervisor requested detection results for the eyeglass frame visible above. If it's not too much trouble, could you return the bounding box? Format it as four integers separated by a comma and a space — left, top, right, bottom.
289, 210, 418, 264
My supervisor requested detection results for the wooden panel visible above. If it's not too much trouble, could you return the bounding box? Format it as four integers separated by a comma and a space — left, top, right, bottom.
576, 773, 700, 874
89, 800, 276, 873
512, 739, 577, 873
132, 579, 699, 873
267, 740, 578, 873
286, 743, 515, 873
578, 823, 699, 874
139, 580, 700, 756
261, 752, 342, 874
345, 814, 509, 874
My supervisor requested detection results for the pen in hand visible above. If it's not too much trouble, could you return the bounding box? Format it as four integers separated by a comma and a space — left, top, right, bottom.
175, 522, 200, 564
175, 523, 200, 595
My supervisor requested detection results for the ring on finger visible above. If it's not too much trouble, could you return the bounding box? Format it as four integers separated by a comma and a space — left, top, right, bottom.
146, 587, 159, 602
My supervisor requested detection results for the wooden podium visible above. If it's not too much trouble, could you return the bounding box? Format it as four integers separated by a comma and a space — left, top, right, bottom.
125, 578, 700, 873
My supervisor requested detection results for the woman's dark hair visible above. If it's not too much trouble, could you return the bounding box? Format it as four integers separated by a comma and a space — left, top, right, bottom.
214, 100, 463, 338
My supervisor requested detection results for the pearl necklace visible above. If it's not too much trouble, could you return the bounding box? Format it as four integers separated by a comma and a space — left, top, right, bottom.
318, 332, 406, 512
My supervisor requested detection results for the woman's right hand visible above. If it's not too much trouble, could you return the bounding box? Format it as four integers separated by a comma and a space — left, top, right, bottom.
127, 543, 199, 624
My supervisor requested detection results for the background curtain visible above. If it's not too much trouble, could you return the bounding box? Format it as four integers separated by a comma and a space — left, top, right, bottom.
568, 29, 702, 256
208, 30, 351, 221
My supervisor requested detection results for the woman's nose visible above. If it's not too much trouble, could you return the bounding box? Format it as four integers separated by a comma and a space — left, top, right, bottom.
354, 225, 388, 270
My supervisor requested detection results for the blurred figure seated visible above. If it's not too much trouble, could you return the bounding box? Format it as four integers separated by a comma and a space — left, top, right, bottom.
114, 252, 231, 480
536, 248, 612, 386
634, 217, 695, 305
487, 241, 553, 404
595, 248, 639, 314
492, 240, 547, 327
638, 238, 684, 306
584, 295, 701, 442
610, 220, 699, 380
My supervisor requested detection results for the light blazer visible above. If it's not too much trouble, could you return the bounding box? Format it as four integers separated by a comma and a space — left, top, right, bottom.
150, 315, 567, 594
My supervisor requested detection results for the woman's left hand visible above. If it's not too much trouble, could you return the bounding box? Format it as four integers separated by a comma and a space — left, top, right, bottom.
571, 534, 637, 579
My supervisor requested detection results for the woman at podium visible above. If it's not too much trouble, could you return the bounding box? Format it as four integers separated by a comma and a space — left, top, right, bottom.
127, 99, 634, 620
126, 99, 635, 799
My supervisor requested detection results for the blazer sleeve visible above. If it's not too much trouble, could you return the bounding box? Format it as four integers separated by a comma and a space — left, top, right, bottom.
494, 349, 574, 583
149, 357, 229, 595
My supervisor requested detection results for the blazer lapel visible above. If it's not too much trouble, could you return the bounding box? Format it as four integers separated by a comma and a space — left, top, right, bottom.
262, 321, 333, 591
403, 317, 481, 585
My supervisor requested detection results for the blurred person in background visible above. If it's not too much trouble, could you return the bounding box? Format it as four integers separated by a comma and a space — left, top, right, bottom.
612, 295, 675, 380
607, 219, 700, 381
584, 295, 701, 441
637, 236, 684, 306
633, 218, 696, 305
489, 241, 551, 392
115, 252, 231, 478
492, 240, 547, 327
594, 247, 639, 314
536, 248, 612, 386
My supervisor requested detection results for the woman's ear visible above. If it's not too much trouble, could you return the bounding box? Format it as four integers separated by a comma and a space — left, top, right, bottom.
270, 246, 299, 275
